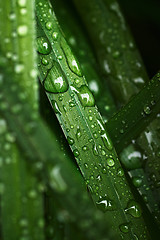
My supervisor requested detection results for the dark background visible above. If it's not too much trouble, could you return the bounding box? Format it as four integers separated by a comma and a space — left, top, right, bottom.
119, 0, 160, 78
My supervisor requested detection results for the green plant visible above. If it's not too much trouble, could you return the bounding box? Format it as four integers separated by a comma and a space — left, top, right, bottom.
0, 0, 160, 239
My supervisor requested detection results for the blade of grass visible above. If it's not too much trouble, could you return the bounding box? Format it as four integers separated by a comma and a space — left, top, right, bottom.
105, 72, 160, 153
72, 0, 160, 225
0, 0, 45, 239
52, 0, 160, 232
36, 0, 150, 238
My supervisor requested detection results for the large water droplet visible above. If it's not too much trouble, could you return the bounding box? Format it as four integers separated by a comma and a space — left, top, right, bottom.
61, 38, 82, 77
37, 37, 51, 55
77, 85, 95, 107
125, 200, 142, 218
96, 196, 115, 212
43, 61, 69, 93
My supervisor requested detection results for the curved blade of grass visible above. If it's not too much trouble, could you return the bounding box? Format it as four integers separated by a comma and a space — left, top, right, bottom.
0, 0, 45, 239
106, 72, 160, 153
36, 0, 150, 238
0, 59, 115, 240
72, 0, 160, 225
52, 0, 160, 231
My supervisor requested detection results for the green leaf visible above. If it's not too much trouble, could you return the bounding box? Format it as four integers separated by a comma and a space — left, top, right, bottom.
35, 0, 150, 238
71, 0, 160, 226
0, 0, 44, 239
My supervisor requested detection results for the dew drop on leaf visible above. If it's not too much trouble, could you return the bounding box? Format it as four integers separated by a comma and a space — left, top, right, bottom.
106, 157, 115, 167
77, 85, 95, 107
67, 136, 74, 145
119, 223, 130, 233
45, 21, 52, 30
73, 149, 80, 157
132, 177, 142, 188
61, 38, 82, 77
143, 104, 151, 115
51, 100, 61, 114
125, 200, 142, 218
36, 37, 51, 55
52, 32, 58, 41
96, 196, 115, 212
43, 62, 69, 93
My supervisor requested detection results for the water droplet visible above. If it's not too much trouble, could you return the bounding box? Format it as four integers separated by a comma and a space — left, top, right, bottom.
144, 105, 151, 115
51, 100, 61, 114
77, 85, 95, 107
96, 196, 115, 212
102, 133, 113, 150
69, 101, 75, 107
119, 223, 130, 233
132, 177, 142, 188
57, 55, 63, 60
89, 116, 93, 121
73, 149, 80, 157
76, 127, 81, 139
101, 149, 106, 156
102, 167, 107, 174
117, 167, 124, 176
106, 157, 115, 167
45, 21, 52, 30
52, 32, 58, 41
43, 61, 69, 93
82, 146, 88, 151
97, 119, 113, 150
125, 200, 142, 218
17, 25, 28, 36
84, 163, 88, 169
93, 144, 98, 155
61, 38, 82, 77
41, 57, 49, 65
67, 136, 74, 145
36, 37, 51, 55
